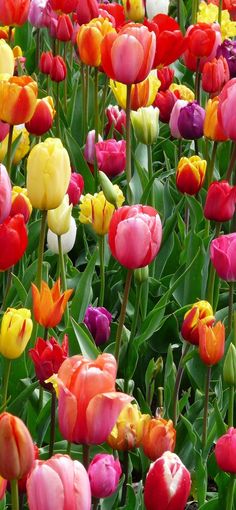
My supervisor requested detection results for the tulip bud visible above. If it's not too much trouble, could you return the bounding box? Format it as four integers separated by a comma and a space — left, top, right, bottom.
134, 266, 149, 283
215, 428, 236, 473
0, 308, 33, 359
107, 403, 150, 450
142, 417, 176, 461
76, 0, 99, 24
39, 51, 53, 75
204, 96, 228, 142
84, 305, 112, 345
0, 215, 28, 271
10, 186, 32, 223
25, 96, 55, 136
176, 155, 206, 195
157, 66, 174, 91
79, 189, 125, 235
47, 216, 77, 254
153, 89, 177, 123
0, 164, 11, 224
47, 194, 72, 236
84, 130, 103, 165
88, 454, 122, 499
98, 171, 120, 207
56, 14, 73, 42
122, 0, 145, 22
223, 343, 236, 386
177, 101, 206, 140
28, 0, 48, 28
50, 55, 67, 82
104, 105, 126, 137
0, 413, 35, 481
0, 39, 15, 76
67, 172, 84, 206
199, 321, 225, 366
131, 106, 159, 145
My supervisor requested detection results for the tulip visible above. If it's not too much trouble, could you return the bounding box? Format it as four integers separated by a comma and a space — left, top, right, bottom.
0, 125, 30, 165
32, 279, 73, 328
99, 3, 125, 29
104, 105, 126, 137
10, 187, 32, 223
50, 55, 67, 82
177, 101, 206, 140
84, 305, 112, 345
144, 451, 191, 510
202, 56, 230, 94
51, 0, 78, 13
217, 39, 236, 78
0, 120, 9, 142
77, 17, 115, 68
0, 164, 11, 224
153, 89, 177, 123
0, 477, 7, 500
84, 130, 103, 165
56, 14, 73, 41
47, 194, 72, 236
0, 40, 14, 76
28, 0, 48, 28
204, 96, 228, 141
169, 83, 195, 102
131, 106, 159, 145
146, 0, 170, 18
17, 444, 39, 494
210, 233, 236, 281
108, 204, 162, 269
122, 0, 145, 22
55, 353, 132, 444
107, 403, 150, 450
204, 181, 236, 222
142, 417, 176, 461
29, 335, 68, 389
95, 139, 126, 178
223, 343, 236, 386
110, 73, 160, 110
101, 23, 156, 85
0, 76, 38, 125
0, 308, 32, 359
0, 214, 28, 271
183, 22, 222, 72
198, 321, 225, 366
47, 217, 77, 254
79, 188, 125, 236
181, 301, 215, 346
215, 428, 236, 473
25, 97, 55, 136
88, 454, 122, 499
218, 78, 236, 140
27, 455, 91, 510
157, 66, 174, 91
0, 0, 30, 26
0, 413, 34, 480
176, 155, 206, 195
76, 0, 99, 24
169, 99, 188, 138
66, 172, 84, 205
39, 51, 53, 74
144, 15, 187, 68
27, 138, 71, 210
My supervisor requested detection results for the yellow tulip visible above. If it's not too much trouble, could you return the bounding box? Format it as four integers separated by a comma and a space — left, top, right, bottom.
169, 83, 195, 102
0, 308, 33, 359
26, 138, 71, 210
122, 0, 145, 22
0, 39, 14, 75
107, 403, 150, 451
110, 73, 160, 111
79, 187, 124, 235
47, 194, 72, 236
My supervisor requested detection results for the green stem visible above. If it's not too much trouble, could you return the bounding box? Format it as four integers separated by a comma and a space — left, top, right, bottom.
218, 0, 223, 25
121, 451, 129, 506
55, 81, 60, 138
114, 269, 133, 362
100, 76, 109, 136
11, 479, 19, 510
185, 197, 190, 237
84, 66, 89, 143
99, 236, 105, 307
126, 84, 132, 203
8, 26, 13, 44
226, 474, 236, 510
173, 343, 191, 427
63, 43, 67, 115
94, 67, 99, 189
226, 142, 236, 182
124, 282, 142, 392
2, 359, 11, 410
58, 235, 69, 326
202, 365, 211, 450
36, 210, 47, 289
39, 386, 44, 411
6, 124, 14, 177
195, 58, 201, 105
207, 141, 218, 186
49, 389, 56, 458
1, 266, 13, 311
234, 311, 236, 348
147, 144, 154, 207
228, 386, 234, 428
36, 28, 41, 69
228, 282, 234, 338
82, 444, 90, 470
206, 222, 221, 308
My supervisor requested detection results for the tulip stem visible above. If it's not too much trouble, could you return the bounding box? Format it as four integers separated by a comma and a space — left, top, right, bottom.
218, 0, 223, 25
228, 387, 235, 428
82, 444, 90, 470
55, 82, 60, 138
202, 365, 211, 450
36, 28, 41, 69
173, 342, 191, 427
206, 222, 221, 309
147, 144, 155, 208
1, 266, 13, 312
121, 451, 129, 506
100, 76, 109, 136
63, 43, 67, 115
93, 498, 99, 510
58, 235, 69, 326
226, 142, 236, 182
2, 359, 11, 410
49, 389, 56, 458
66, 441, 71, 455
6, 124, 14, 178
124, 281, 142, 392
126, 84, 132, 204
114, 269, 133, 362
36, 210, 47, 289
99, 236, 105, 307
195, 58, 201, 105
11, 479, 19, 510
207, 141, 218, 186
226, 474, 236, 510
94, 67, 99, 188
228, 282, 234, 338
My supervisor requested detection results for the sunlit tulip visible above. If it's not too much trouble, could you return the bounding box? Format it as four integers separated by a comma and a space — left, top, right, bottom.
122, 0, 145, 22
181, 300, 215, 346
142, 417, 176, 461
0, 0, 30, 26
110, 73, 160, 110
144, 14, 187, 68
169, 83, 194, 102
204, 181, 236, 222
0, 308, 32, 359
107, 403, 150, 450
176, 156, 206, 195
0, 76, 38, 125
0, 413, 34, 480
204, 96, 228, 141
31, 279, 73, 328
79, 188, 125, 235
77, 17, 115, 67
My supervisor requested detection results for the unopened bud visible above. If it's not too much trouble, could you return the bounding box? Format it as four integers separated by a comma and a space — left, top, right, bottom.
223, 343, 236, 386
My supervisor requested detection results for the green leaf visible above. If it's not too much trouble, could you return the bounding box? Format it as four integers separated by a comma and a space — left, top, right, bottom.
164, 345, 176, 417
64, 130, 95, 194
8, 380, 39, 414
71, 248, 97, 322
199, 499, 219, 510
71, 318, 99, 359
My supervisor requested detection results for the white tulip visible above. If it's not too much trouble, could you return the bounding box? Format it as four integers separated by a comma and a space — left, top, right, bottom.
47, 216, 77, 254
146, 0, 170, 19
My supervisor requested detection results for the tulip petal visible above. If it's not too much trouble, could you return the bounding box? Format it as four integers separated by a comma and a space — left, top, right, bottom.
111, 34, 144, 84
115, 216, 151, 268
27, 462, 65, 510
86, 392, 132, 444
58, 384, 77, 442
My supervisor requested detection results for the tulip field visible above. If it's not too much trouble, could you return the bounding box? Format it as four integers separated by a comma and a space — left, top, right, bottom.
1, 0, 236, 509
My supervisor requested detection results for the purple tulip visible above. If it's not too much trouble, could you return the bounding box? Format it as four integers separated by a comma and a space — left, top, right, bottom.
217, 39, 236, 79
88, 454, 122, 499
84, 306, 112, 345
178, 101, 205, 140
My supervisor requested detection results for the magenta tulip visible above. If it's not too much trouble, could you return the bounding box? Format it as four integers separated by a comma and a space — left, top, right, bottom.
215, 428, 236, 473
210, 233, 236, 281
218, 78, 236, 140
88, 454, 122, 499
66, 172, 84, 205
95, 139, 126, 178
84, 130, 102, 165
0, 164, 12, 224
0, 121, 9, 142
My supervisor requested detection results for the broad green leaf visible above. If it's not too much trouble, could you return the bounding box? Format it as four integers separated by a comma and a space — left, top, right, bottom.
71, 248, 97, 322
71, 318, 99, 359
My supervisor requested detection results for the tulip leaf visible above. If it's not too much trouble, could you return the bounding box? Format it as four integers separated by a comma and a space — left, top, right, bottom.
8, 380, 38, 415
11, 274, 28, 305
199, 499, 219, 510
71, 318, 99, 359
64, 129, 95, 194
71, 248, 98, 322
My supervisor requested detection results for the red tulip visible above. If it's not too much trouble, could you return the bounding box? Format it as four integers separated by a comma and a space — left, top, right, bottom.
108, 205, 162, 269
145, 14, 187, 68
215, 428, 236, 473
66, 172, 84, 205
153, 89, 177, 123
157, 66, 174, 91
76, 0, 99, 24
29, 335, 68, 390
183, 23, 222, 72
0, 0, 30, 26
39, 51, 53, 75
144, 452, 191, 510
25, 97, 55, 136
99, 3, 125, 29
50, 0, 78, 14
0, 413, 34, 480
101, 23, 156, 85
56, 14, 73, 42
204, 181, 236, 222
56, 353, 132, 444
210, 233, 236, 281
202, 56, 230, 94
0, 214, 28, 271
50, 55, 67, 82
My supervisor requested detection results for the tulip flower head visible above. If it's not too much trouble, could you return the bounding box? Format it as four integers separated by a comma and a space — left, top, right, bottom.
217, 39, 236, 78
204, 96, 228, 141
28, 0, 48, 28
25, 96, 55, 136
176, 155, 207, 195
142, 417, 176, 461
218, 78, 236, 141
95, 139, 126, 178
146, 0, 170, 18
107, 403, 150, 450
39, 51, 53, 75
0, 76, 38, 125
204, 181, 236, 222
47, 216, 77, 254
47, 194, 72, 236
0, 308, 33, 359
10, 186, 32, 223
198, 321, 225, 366
50, 55, 67, 82
210, 233, 236, 281
122, 0, 145, 22
79, 188, 125, 236
67, 172, 84, 206
0, 0, 30, 26
144, 14, 187, 68
215, 428, 236, 473
157, 66, 174, 91
88, 454, 122, 499
0, 412, 35, 480
0, 164, 11, 224
84, 305, 112, 345
77, 17, 115, 68
0, 40, 15, 76
0, 214, 28, 271
76, 0, 99, 24
29, 335, 68, 389
131, 105, 159, 145
202, 56, 230, 94
153, 89, 177, 123
104, 105, 126, 137
110, 73, 160, 110
181, 300, 215, 345
32, 279, 73, 329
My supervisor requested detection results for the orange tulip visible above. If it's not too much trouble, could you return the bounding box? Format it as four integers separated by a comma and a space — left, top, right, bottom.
181, 300, 215, 346
110, 73, 160, 110
31, 279, 73, 328
0, 76, 38, 125
199, 321, 225, 366
77, 17, 115, 67
142, 417, 176, 461
204, 96, 228, 142
0, 412, 34, 480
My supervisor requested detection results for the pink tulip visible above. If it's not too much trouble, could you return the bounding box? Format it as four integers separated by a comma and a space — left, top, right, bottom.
105, 105, 126, 137
108, 205, 162, 269
0, 164, 12, 224
76, 0, 99, 24
84, 130, 103, 165
95, 139, 126, 178
56, 353, 132, 444
88, 454, 122, 499
210, 233, 236, 281
28, 0, 48, 28
144, 452, 191, 510
0, 121, 9, 142
66, 172, 84, 205
169, 99, 188, 138
218, 78, 236, 140
215, 428, 236, 473
27, 455, 91, 510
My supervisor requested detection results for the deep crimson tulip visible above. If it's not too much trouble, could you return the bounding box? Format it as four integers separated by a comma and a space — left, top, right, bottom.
157, 66, 174, 91
202, 56, 230, 94
56, 14, 73, 41
204, 181, 236, 222
50, 0, 78, 14
76, 0, 99, 24
108, 205, 162, 269
29, 335, 68, 390
0, 214, 28, 271
0, 0, 30, 26
144, 452, 191, 510
66, 172, 84, 205
0, 164, 12, 224
99, 2, 125, 29
88, 454, 122, 499
153, 89, 177, 123
0, 413, 34, 480
50, 55, 67, 82
95, 139, 126, 178
210, 233, 236, 281
39, 51, 53, 75
218, 78, 236, 140
145, 14, 187, 68
215, 428, 236, 473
